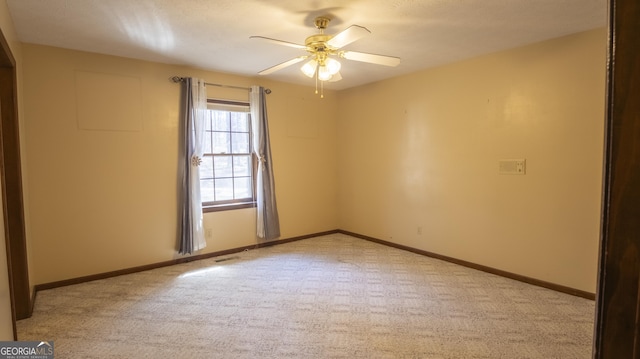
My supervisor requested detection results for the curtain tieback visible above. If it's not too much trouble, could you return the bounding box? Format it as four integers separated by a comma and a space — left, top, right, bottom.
191, 155, 202, 167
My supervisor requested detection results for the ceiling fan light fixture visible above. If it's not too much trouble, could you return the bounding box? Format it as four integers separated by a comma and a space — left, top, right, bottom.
318, 65, 333, 81
325, 57, 341, 75
300, 59, 317, 78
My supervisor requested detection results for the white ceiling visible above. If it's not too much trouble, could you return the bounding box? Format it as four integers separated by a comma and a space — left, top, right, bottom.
6, 0, 607, 91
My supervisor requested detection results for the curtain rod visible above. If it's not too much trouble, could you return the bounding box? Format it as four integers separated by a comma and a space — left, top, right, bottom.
170, 76, 271, 94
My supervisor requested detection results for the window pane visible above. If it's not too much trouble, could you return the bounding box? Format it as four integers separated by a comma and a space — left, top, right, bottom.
203, 132, 213, 154
233, 155, 251, 177
234, 177, 252, 199
213, 111, 229, 131
200, 179, 215, 202
204, 113, 213, 131
213, 132, 230, 153
231, 133, 250, 154
215, 178, 233, 201
214, 156, 232, 178
200, 156, 214, 180
230, 112, 249, 132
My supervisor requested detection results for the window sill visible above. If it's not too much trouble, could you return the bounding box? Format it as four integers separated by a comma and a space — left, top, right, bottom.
203, 201, 256, 213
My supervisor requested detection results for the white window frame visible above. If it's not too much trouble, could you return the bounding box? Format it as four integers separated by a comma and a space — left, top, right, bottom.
200, 99, 256, 212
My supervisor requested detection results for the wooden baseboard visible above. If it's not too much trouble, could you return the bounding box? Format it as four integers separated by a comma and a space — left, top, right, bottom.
33, 228, 594, 301
34, 230, 339, 292
338, 230, 596, 300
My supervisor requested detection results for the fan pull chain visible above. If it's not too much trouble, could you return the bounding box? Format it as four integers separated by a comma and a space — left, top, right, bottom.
312, 62, 324, 98
315, 68, 318, 95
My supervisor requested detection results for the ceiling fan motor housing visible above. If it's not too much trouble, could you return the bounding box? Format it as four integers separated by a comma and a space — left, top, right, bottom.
305, 34, 333, 52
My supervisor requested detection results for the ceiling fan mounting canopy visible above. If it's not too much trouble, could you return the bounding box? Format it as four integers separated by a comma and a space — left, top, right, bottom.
314, 16, 331, 31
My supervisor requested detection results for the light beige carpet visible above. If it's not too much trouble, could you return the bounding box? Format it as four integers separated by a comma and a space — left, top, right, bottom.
17, 234, 595, 358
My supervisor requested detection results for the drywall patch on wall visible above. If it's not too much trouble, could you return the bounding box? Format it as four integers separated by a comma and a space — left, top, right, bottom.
286, 96, 319, 138
75, 70, 142, 132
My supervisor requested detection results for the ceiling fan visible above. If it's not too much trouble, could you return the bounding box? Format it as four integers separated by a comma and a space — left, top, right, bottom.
250, 16, 401, 97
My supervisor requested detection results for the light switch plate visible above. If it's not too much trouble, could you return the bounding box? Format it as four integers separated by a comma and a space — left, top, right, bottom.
499, 159, 526, 175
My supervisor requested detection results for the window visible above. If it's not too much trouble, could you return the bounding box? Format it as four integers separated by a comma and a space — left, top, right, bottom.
200, 99, 255, 211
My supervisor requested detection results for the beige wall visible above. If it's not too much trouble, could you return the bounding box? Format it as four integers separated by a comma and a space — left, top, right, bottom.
21, 44, 338, 284
337, 28, 606, 293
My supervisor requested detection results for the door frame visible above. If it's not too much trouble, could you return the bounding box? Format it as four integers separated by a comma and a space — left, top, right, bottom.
592, 0, 640, 357
0, 24, 31, 336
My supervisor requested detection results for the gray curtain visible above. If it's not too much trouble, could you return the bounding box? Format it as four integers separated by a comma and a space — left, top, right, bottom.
250, 86, 281, 240
178, 78, 207, 254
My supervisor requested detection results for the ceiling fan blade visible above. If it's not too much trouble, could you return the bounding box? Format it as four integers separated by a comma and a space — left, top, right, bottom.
326, 25, 371, 49
258, 56, 307, 75
341, 51, 401, 67
250, 36, 307, 50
